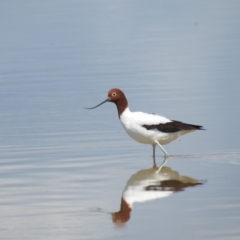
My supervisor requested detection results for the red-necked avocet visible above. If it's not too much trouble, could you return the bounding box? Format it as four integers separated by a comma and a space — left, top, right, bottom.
85, 88, 205, 157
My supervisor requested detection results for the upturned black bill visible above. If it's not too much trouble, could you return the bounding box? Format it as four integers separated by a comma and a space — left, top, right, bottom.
84, 99, 109, 109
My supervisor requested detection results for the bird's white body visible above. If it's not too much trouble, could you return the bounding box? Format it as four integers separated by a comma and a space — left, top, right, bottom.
120, 107, 191, 146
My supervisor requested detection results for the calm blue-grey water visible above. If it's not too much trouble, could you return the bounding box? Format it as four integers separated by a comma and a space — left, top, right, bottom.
1, 1, 240, 240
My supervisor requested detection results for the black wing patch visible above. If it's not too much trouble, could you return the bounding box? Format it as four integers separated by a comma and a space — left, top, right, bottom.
142, 120, 205, 133
145, 179, 203, 192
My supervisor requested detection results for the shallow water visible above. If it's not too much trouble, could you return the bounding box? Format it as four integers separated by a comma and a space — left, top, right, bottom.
1, 1, 240, 240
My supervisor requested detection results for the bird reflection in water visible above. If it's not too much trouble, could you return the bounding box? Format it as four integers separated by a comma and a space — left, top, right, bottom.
111, 157, 205, 225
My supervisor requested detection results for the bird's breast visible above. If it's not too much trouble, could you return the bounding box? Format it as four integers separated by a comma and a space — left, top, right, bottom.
120, 118, 155, 144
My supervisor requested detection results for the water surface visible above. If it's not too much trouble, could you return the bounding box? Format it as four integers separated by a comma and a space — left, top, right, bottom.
1, 1, 240, 239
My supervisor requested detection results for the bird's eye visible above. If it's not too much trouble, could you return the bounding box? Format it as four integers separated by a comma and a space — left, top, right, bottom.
112, 92, 116, 97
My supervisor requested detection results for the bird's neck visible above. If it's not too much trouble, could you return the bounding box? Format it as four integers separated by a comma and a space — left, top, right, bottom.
115, 98, 128, 118
111, 198, 131, 223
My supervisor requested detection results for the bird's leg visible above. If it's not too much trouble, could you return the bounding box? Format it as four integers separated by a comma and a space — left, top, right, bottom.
156, 156, 168, 173
152, 145, 157, 167
153, 156, 157, 167
152, 145, 156, 158
154, 141, 169, 157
